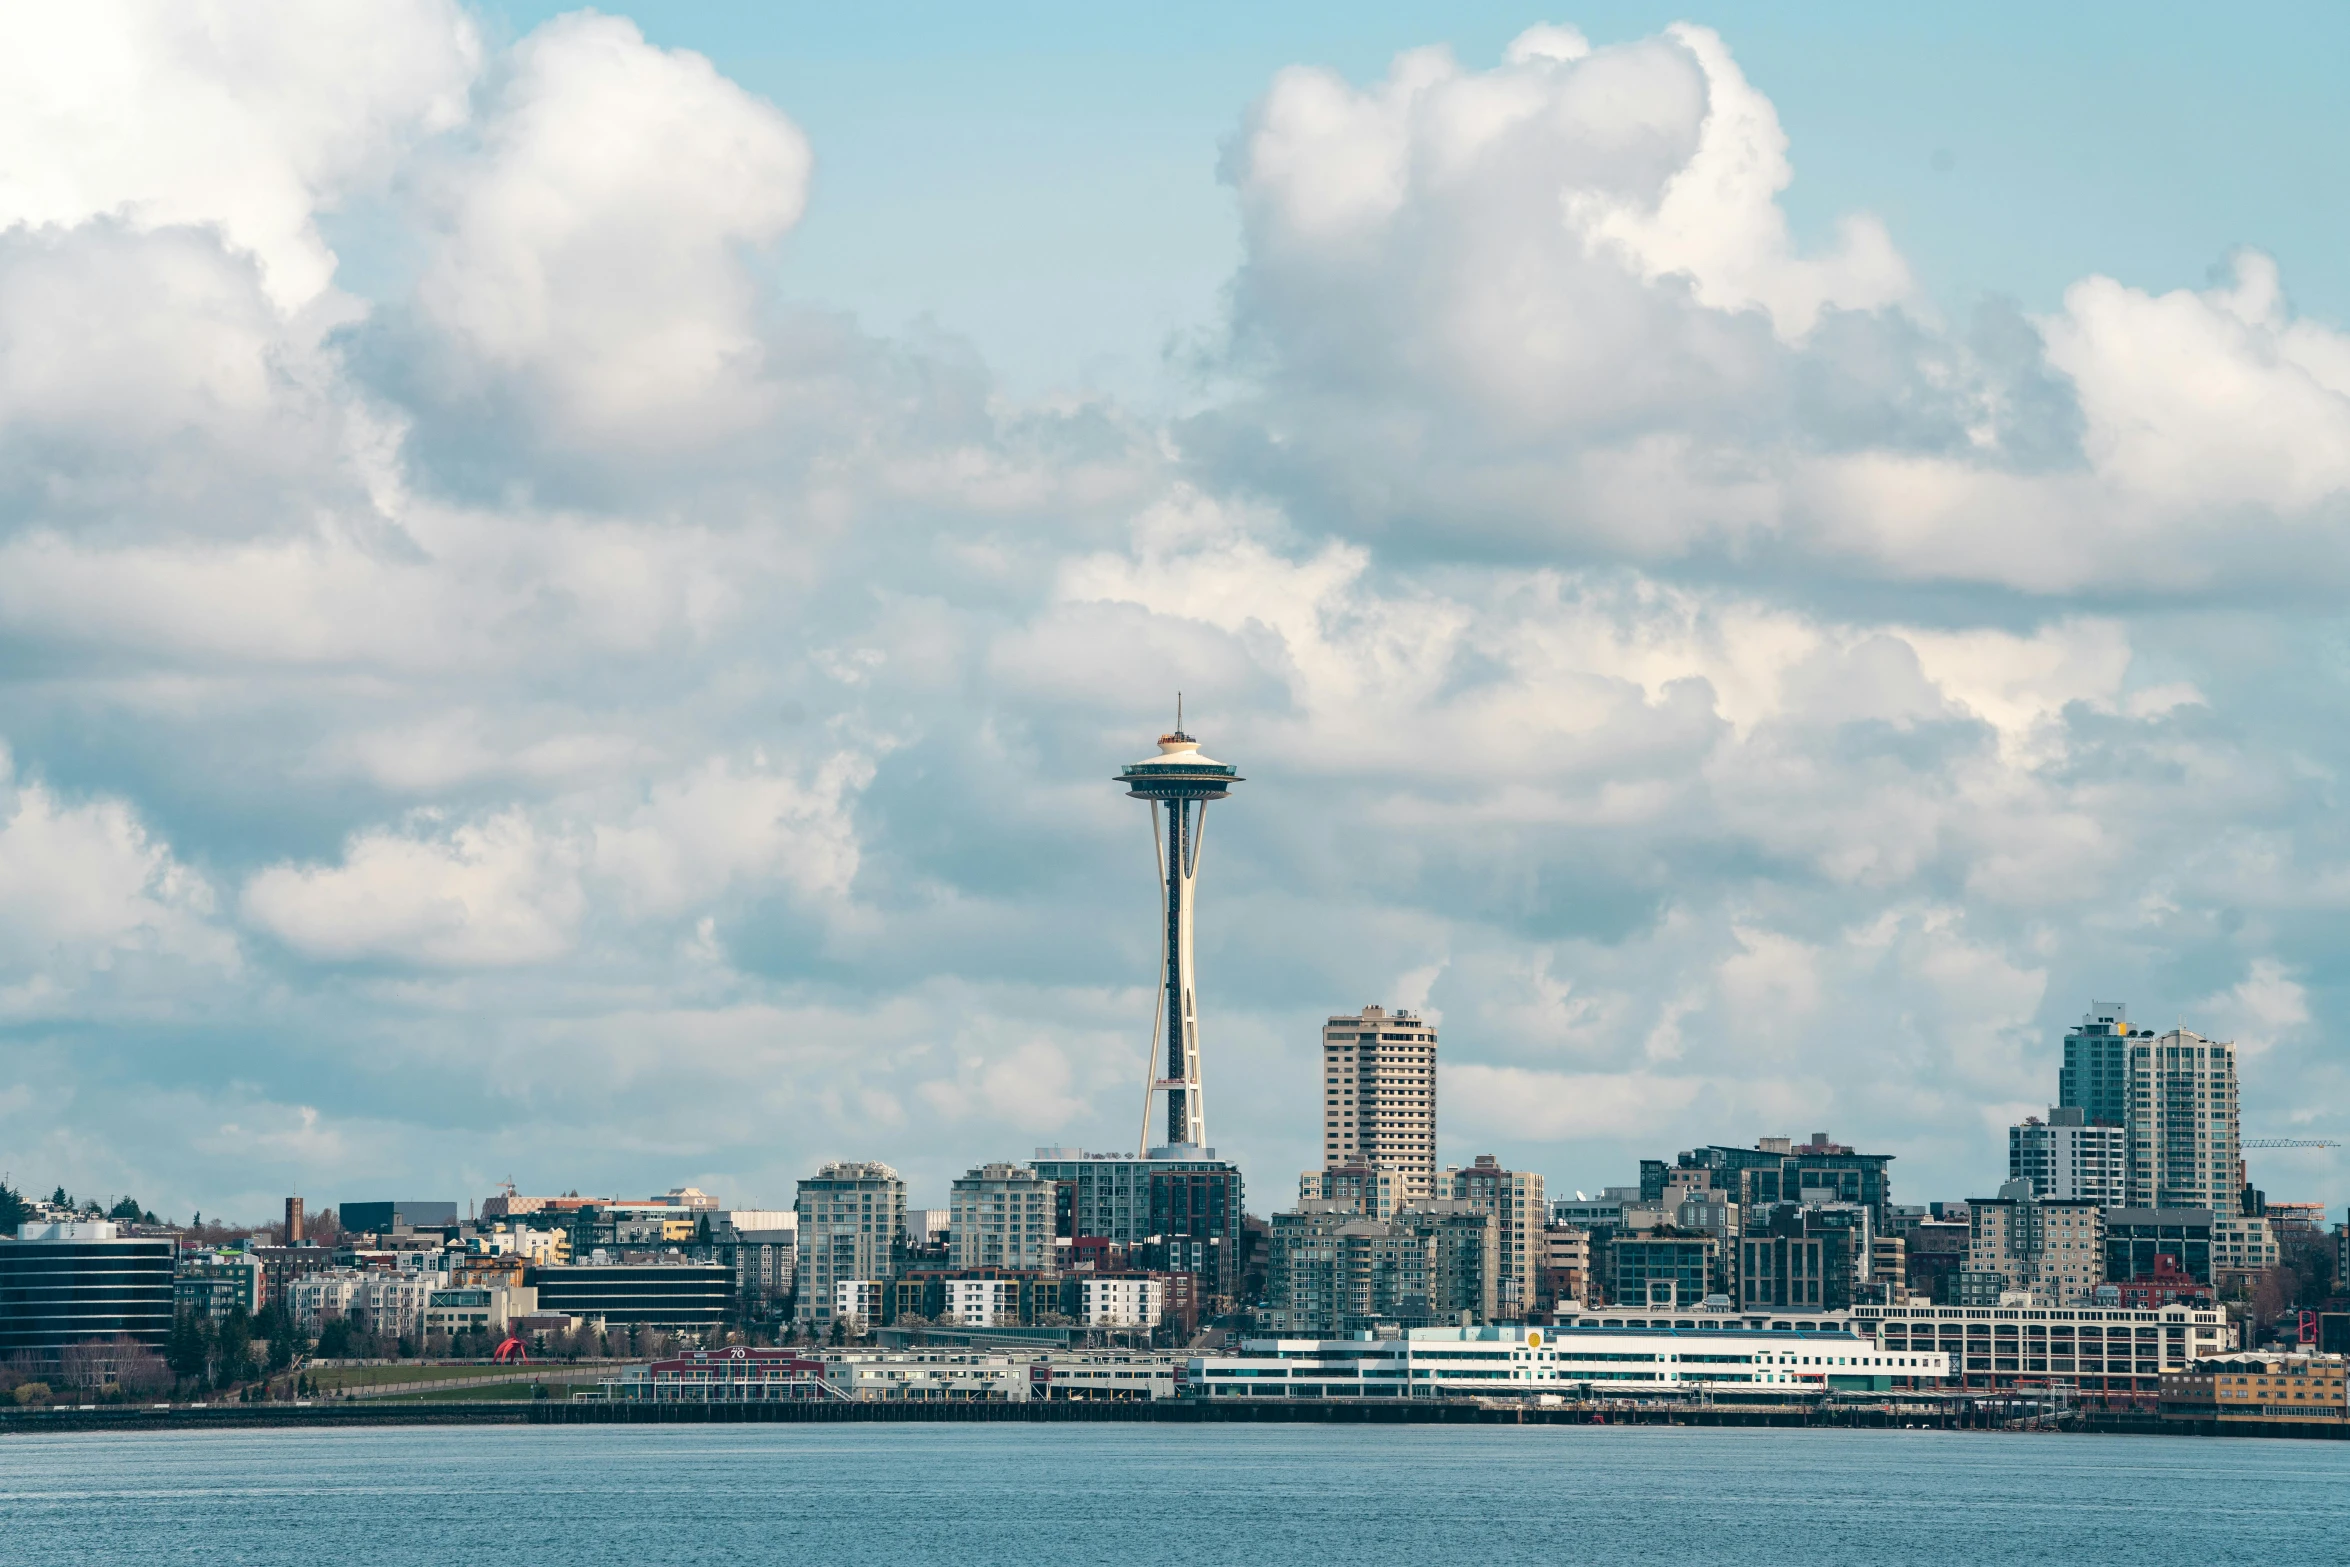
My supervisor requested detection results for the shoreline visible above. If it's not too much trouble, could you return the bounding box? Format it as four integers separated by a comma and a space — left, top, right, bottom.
4, 1401, 2344, 1440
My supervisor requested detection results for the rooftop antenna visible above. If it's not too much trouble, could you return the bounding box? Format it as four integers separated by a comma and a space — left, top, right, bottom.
1176, 691, 1183, 734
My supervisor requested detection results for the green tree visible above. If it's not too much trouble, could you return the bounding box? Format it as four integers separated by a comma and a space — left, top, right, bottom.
259, 1303, 299, 1372
165, 1312, 209, 1385
0, 1178, 26, 1231
49, 1186, 69, 1208
106, 1196, 144, 1222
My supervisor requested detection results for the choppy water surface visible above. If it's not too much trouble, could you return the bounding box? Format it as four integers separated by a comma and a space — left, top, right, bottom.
3, 1422, 2341, 1565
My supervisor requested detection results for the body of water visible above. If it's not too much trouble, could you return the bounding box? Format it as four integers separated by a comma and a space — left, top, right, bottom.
2, 1423, 2340, 1565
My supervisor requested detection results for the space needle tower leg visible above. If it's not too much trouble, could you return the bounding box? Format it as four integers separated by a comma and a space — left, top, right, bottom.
1164, 795, 1209, 1148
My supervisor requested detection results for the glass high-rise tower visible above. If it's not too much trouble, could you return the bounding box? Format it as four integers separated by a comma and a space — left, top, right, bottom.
2057, 1001, 2139, 1126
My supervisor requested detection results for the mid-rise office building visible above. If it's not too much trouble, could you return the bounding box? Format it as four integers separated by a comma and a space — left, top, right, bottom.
424, 1283, 536, 1336
338, 1200, 459, 1234
714, 1213, 796, 1312
2010, 1107, 2126, 1204
1736, 1205, 1867, 1314
2103, 1208, 2215, 1284
1856, 1298, 2232, 1399
949, 1164, 1056, 1272
1031, 1147, 1243, 1304
2124, 1030, 2242, 1216
1537, 1223, 1590, 1316
1322, 1005, 1437, 1199
1963, 1189, 2105, 1305
1606, 1234, 1719, 1309
0, 1220, 174, 1355
889, 1268, 1056, 1328
1649, 1134, 1895, 1225
173, 1250, 263, 1321
944, 1277, 1020, 1328
287, 1269, 364, 1333
1078, 1275, 1166, 1327
527, 1262, 732, 1329
249, 1243, 334, 1310
795, 1161, 908, 1328
349, 1269, 443, 1338
835, 1279, 886, 1327
1443, 1155, 1544, 1318
2210, 1214, 2279, 1283
1300, 1164, 1399, 1220
1264, 1201, 1495, 1336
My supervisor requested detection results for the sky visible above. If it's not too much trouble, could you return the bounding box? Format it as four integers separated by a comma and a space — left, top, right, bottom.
2, 1, 2348, 1222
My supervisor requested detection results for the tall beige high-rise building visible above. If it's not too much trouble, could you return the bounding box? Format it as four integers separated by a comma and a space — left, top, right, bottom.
1322, 1004, 1438, 1199
2124, 1029, 2242, 1216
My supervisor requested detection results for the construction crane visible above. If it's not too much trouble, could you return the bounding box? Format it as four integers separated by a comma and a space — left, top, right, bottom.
2243, 1138, 2343, 1149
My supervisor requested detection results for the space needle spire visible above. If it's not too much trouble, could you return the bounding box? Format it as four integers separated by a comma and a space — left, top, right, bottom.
1118, 699, 1243, 1153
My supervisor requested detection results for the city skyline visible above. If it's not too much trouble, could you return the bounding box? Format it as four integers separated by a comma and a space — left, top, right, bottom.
2, 3, 2348, 1220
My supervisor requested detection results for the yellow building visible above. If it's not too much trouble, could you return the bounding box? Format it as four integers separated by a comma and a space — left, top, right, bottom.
2162, 1351, 2349, 1422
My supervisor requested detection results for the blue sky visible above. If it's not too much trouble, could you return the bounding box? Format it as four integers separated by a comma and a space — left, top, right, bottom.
467, 1, 2350, 398
2, 2, 2348, 1225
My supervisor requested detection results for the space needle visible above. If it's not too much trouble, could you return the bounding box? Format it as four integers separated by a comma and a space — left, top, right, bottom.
1118, 701, 1243, 1154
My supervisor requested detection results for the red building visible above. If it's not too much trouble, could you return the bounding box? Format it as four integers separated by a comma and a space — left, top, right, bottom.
2118, 1255, 2214, 1309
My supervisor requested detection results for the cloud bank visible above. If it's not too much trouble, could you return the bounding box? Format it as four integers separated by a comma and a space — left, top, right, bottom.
2, 9, 2346, 1218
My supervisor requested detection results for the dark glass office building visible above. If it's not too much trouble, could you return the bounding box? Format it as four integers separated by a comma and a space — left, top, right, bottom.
2104, 1208, 2214, 1283
1032, 1148, 1245, 1305
0, 1231, 176, 1354
338, 1201, 459, 1233
526, 1264, 733, 1327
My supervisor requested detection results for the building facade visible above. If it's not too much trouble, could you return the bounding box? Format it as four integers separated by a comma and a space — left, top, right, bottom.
1031, 1147, 1243, 1304
1855, 1299, 2233, 1400
1537, 1223, 1590, 1316
2057, 1002, 2140, 1128
2010, 1108, 2126, 1204
1078, 1275, 1166, 1327
1607, 1235, 1719, 1309
1187, 1322, 1948, 1400
1651, 1134, 1895, 1225
2161, 1351, 2349, 1424
424, 1283, 536, 1336
529, 1263, 734, 1329
1322, 1005, 1437, 1200
1264, 1202, 1496, 1336
2124, 1029, 2242, 1216
350, 1269, 441, 1338
2104, 1208, 2215, 1284
174, 1250, 263, 1321
2210, 1214, 2280, 1285
1963, 1193, 2105, 1305
1300, 1164, 1399, 1220
286, 1269, 363, 1332
794, 1161, 908, 1328
1444, 1156, 1545, 1319
0, 1221, 175, 1354
338, 1201, 458, 1234
949, 1164, 1057, 1272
